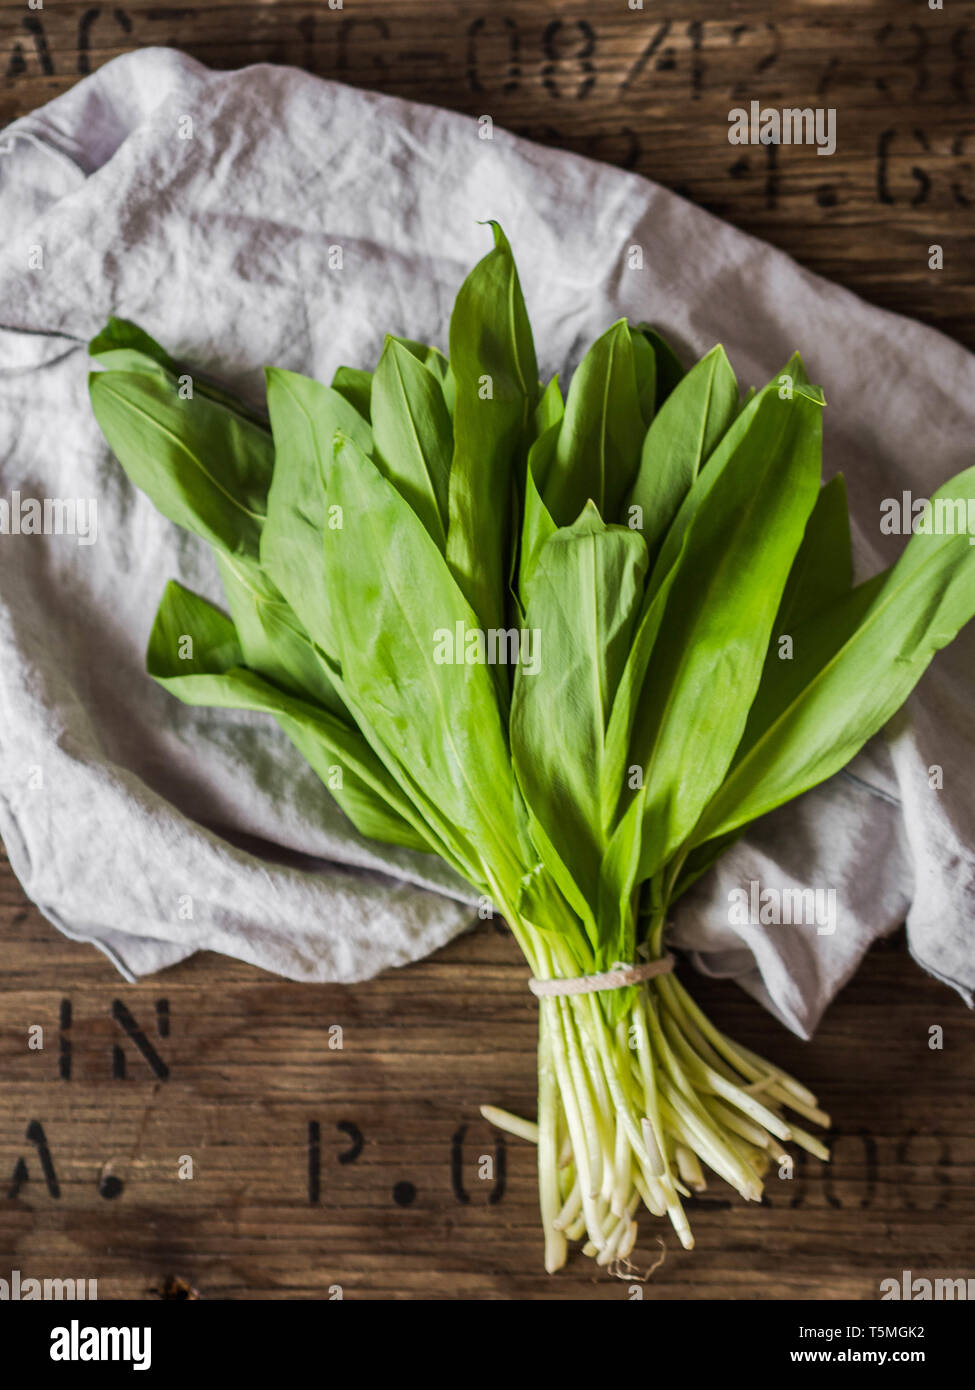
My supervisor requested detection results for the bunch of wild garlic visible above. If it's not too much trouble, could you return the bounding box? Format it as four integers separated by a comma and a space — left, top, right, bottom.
91, 224, 975, 1269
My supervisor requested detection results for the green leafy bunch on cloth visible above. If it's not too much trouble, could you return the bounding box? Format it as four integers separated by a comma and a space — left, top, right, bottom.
90, 224, 975, 1272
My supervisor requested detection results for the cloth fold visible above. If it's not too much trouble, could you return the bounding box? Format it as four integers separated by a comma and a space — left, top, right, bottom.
1, 48, 972, 1035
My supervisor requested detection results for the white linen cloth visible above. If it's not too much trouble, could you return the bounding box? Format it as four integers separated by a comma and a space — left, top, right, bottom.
1, 49, 972, 1035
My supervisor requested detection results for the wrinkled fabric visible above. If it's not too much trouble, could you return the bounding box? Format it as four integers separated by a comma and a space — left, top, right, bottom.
0, 49, 972, 1034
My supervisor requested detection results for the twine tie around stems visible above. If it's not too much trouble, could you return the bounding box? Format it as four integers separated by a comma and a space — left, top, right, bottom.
528, 954, 676, 998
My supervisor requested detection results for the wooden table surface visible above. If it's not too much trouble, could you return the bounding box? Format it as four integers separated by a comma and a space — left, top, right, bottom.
1, 0, 974, 1300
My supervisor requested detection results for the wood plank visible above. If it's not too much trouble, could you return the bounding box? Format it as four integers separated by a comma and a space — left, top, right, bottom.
2, 842, 974, 1299
1, 1, 973, 346
1, 0, 974, 1299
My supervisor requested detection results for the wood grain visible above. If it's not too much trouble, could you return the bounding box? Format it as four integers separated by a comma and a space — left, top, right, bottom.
1, 0, 974, 346
1, 0, 974, 1300
2, 842, 974, 1301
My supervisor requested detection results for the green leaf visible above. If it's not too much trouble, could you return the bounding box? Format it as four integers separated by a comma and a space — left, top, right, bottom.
89, 368, 272, 561
633, 324, 684, 408
515, 860, 583, 943
383, 337, 452, 391
323, 431, 524, 896
533, 373, 564, 436
690, 465, 975, 845
647, 354, 819, 597
89, 316, 179, 376
518, 382, 565, 599
631, 387, 824, 878
657, 472, 851, 880
446, 221, 539, 636
370, 335, 452, 549
214, 552, 343, 714
543, 320, 646, 528
90, 333, 344, 714
736, 386, 757, 416
600, 543, 684, 829
625, 345, 739, 557
90, 318, 269, 427
331, 365, 373, 420
775, 473, 852, 635
261, 368, 372, 659
419, 346, 455, 414
629, 326, 657, 428
666, 828, 745, 903
147, 580, 435, 851
511, 504, 649, 949
519, 435, 558, 601
596, 791, 647, 977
